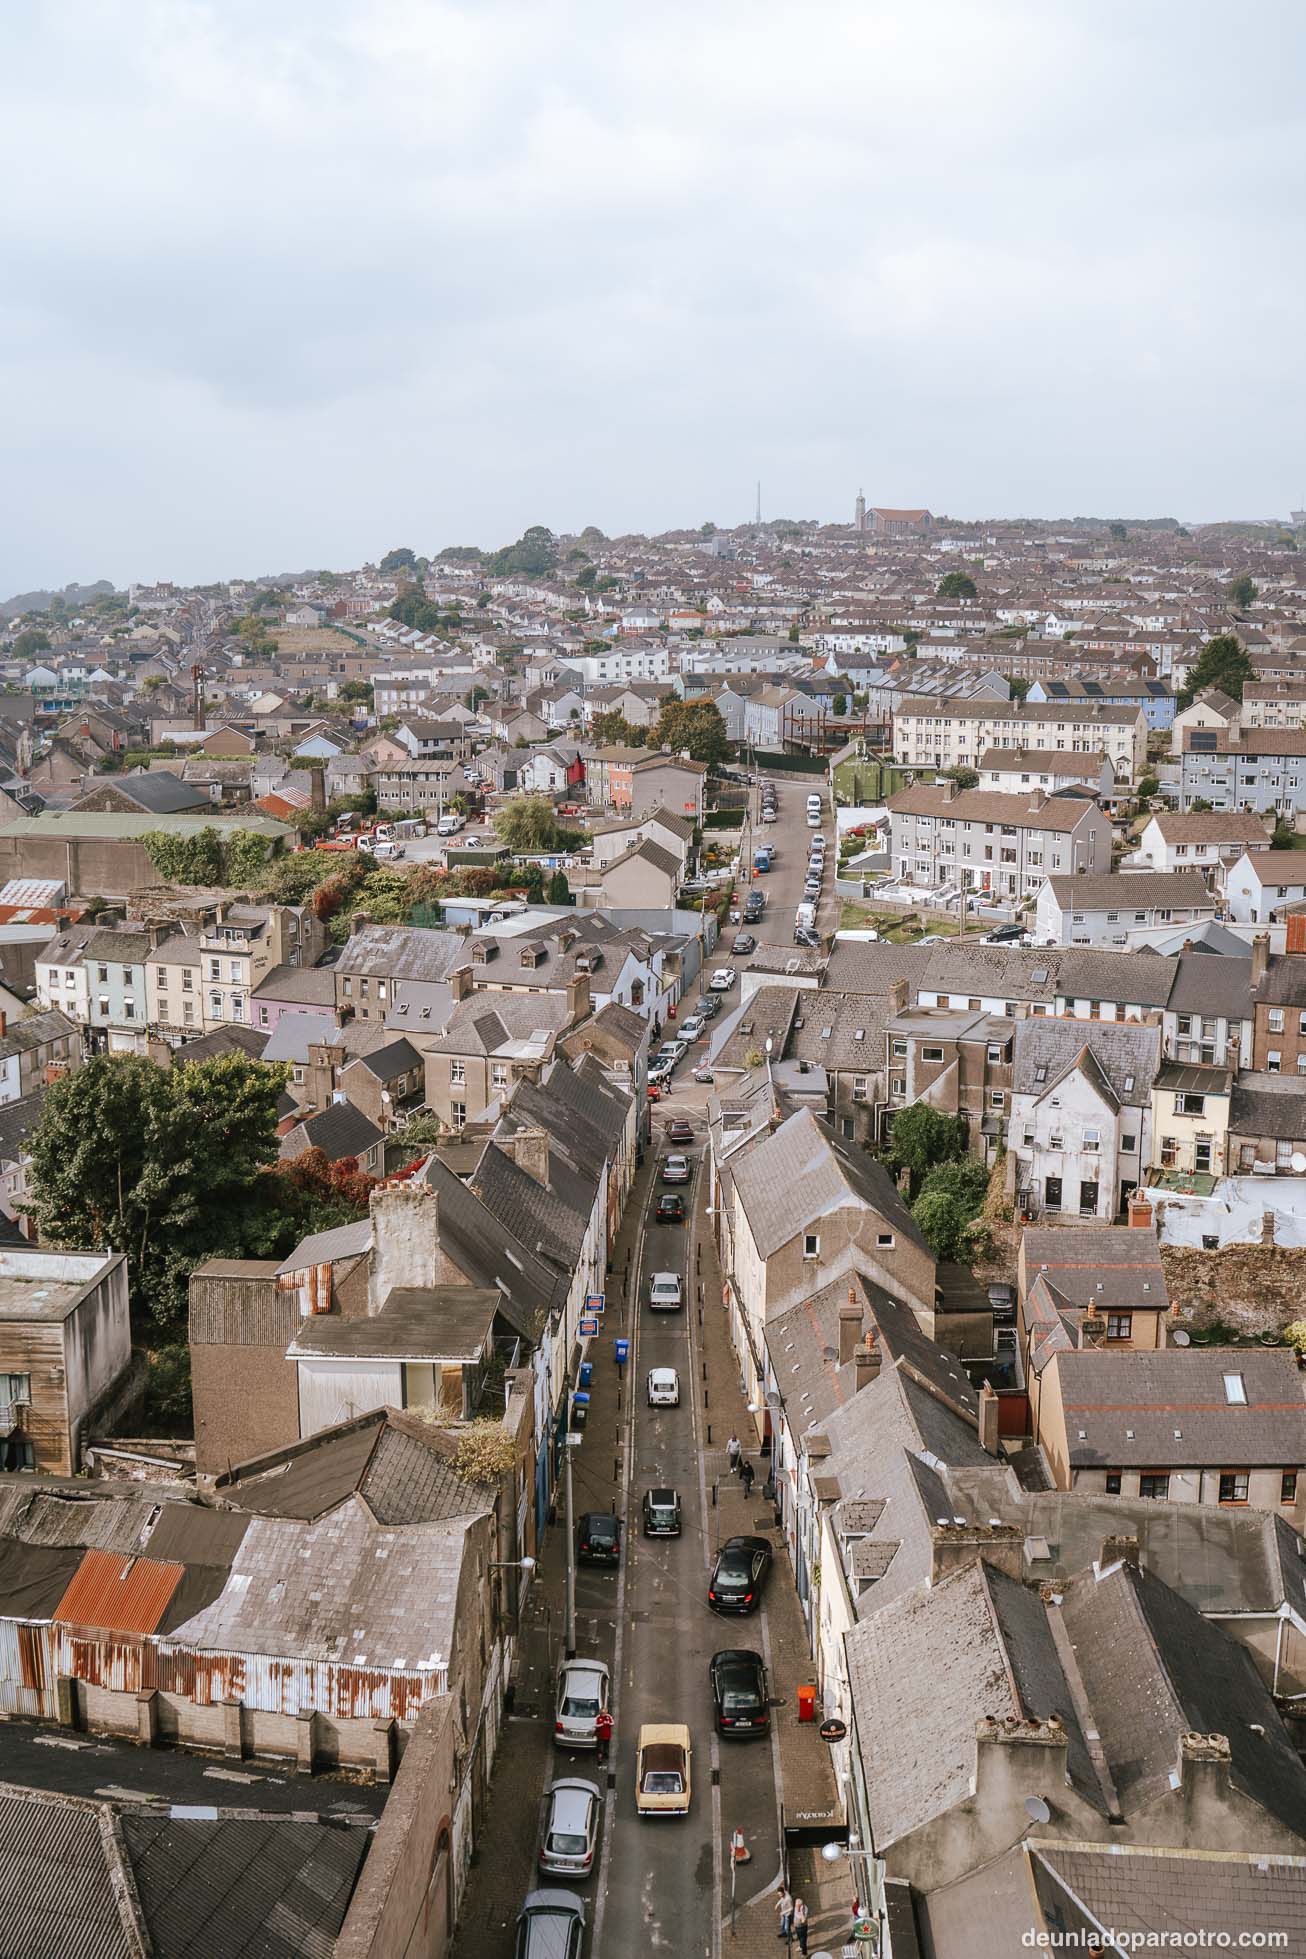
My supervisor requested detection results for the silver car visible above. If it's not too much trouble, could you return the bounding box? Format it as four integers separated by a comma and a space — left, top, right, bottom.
540, 1778, 602, 1878
515, 1889, 586, 1959
554, 1657, 610, 1749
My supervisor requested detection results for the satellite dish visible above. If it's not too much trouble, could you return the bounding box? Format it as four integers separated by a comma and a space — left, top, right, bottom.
1171, 1329, 1191, 1347
1024, 1795, 1051, 1825
1292, 1153, 1306, 1174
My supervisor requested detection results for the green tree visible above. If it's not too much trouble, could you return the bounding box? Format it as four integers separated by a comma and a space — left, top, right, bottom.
463, 684, 490, 710
944, 765, 979, 790
380, 546, 417, 572
337, 679, 373, 704
546, 867, 571, 904
13, 628, 52, 662
493, 794, 574, 853
831, 692, 848, 717
1271, 819, 1299, 849
1189, 797, 1214, 813
390, 589, 444, 634
1176, 633, 1254, 710
575, 565, 597, 590
590, 710, 645, 748
1136, 773, 1160, 799
936, 571, 977, 600
486, 526, 558, 578
1109, 521, 1127, 542
910, 1188, 970, 1260
1227, 574, 1258, 610
887, 1105, 966, 1189
651, 698, 729, 764
1007, 676, 1031, 702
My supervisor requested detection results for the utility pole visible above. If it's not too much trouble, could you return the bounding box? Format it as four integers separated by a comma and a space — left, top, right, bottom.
563, 1431, 577, 1658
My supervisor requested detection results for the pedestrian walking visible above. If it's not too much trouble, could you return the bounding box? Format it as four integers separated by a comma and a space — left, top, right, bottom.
740, 1457, 755, 1497
727, 1433, 741, 1473
773, 1886, 793, 1940
595, 1707, 613, 1765
793, 1896, 809, 1954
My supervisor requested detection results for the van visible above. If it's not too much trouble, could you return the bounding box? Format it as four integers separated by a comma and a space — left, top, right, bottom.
436, 814, 463, 837
796, 902, 816, 931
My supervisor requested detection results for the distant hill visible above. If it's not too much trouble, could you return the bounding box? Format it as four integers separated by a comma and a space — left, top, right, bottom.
0, 579, 115, 620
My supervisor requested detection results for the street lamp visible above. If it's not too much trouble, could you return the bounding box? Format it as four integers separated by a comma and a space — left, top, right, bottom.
489, 1556, 537, 1572
821, 1834, 880, 1949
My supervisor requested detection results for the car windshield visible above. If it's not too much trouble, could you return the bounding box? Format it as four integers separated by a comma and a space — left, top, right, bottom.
562, 1694, 599, 1718
642, 1770, 684, 1793
548, 1830, 589, 1855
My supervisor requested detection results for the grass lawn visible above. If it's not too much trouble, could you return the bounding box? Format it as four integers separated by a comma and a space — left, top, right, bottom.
838, 900, 964, 941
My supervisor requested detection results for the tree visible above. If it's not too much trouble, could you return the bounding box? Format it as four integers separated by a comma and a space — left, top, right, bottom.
1227, 574, 1258, 611
12, 628, 51, 662
1007, 676, 1031, 702
337, 679, 373, 704
944, 765, 979, 790
575, 565, 597, 589
493, 794, 575, 853
831, 692, 848, 717
390, 589, 444, 634
910, 1188, 970, 1260
1136, 773, 1160, 800
486, 526, 558, 578
380, 546, 417, 572
936, 571, 977, 601
651, 699, 729, 764
547, 868, 572, 904
1271, 819, 1299, 849
1190, 797, 1214, 813
1109, 521, 1128, 542
590, 710, 645, 748
1176, 633, 1254, 710
887, 1105, 966, 1189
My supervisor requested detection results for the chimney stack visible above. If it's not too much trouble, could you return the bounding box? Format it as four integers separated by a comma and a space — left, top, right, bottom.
838, 1287, 863, 1367
1251, 933, 1270, 988
506, 1127, 550, 1187
889, 977, 910, 1015
854, 1329, 881, 1392
943, 777, 961, 804
1028, 788, 1047, 814
1127, 1190, 1153, 1230
978, 1379, 1001, 1456
449, 965, 473, 1003
565, 972, 591, 1025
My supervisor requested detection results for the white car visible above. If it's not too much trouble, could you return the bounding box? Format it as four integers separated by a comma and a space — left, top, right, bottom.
540, 1777, 602, 1878
555, 1658, 611, 1750
649, 1271, 684, 1311
656, 1039, 688, 1065
709, 968, 736, 991
678, 1015, 706, 1042
647, 1367, 680, 1406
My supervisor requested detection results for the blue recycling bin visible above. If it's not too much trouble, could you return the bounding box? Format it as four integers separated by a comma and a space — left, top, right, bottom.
614, 1338, 630, 1367
579, 1361, 593, 1389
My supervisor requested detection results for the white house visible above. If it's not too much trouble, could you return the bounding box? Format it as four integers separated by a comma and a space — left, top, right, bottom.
1009, 1015, 1161, 1222
1225, 850, 1306, 924
1136, 811, 1273, 881
1034, 871, 1217, 948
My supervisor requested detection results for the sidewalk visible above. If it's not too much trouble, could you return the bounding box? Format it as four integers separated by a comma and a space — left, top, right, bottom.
692, 1199, 856, 1957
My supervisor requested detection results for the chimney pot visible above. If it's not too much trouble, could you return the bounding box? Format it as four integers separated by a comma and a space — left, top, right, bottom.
1127, 1190, 1153, 1230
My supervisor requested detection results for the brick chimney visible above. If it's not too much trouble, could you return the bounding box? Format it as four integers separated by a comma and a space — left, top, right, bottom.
854, 1329, 881, 1392
305, 1040, 345, 1111
838, 1287, 863, 1366
1251, 933, 1270, 988
1127, 1189, 1153, 1230
978, 1379, 1001, 1455
566, 973, 591, 1025
449, 965, 473, 1003
1028, 788, 1047, 813
1100, 1533, 1140, 1569
889, 977, 910, 1015
368, 1180, 462, 1314
930, 1520, 1023, 1585
505, 1127, 550, 1187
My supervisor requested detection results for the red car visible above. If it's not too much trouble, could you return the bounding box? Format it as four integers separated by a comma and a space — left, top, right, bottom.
665, 1118, 693, 1144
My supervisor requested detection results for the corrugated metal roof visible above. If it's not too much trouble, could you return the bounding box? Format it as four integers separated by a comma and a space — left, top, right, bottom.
53, 1548, 184, 1634
0, 1789, 141, 1959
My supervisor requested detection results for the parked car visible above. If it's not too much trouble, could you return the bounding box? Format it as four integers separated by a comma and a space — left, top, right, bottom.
691, 1064, 715, 1083
708, 1536, 773, 1614
539, 1781, 601, 1879
516, 1890, 586, 1959
678, 1015, 706, 1042
649, 1270, 684, 1311
647, 1366, 680, 1406
655, 1193, 685, 1224
665, 1117, 694, 1143
793, 927, 821, 949
656, 1038, 688, 1065
662, 1153, 691, 1184
983, 925, 1032, 945
555, 1658, 610, 1749
642, 1487, 682, 1536
988, 1282, 1017, 1325
635, 1724, 692, 1817
731, 933, 756, 955
696, 994, 722, 1020
576, 1512, 621, 1566
708, 967, 736, 991
648, 1059, 675, 1089
710, 1649, 771, 1738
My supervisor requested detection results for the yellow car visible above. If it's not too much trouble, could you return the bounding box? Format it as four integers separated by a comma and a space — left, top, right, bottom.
635, 1722, 692, 1818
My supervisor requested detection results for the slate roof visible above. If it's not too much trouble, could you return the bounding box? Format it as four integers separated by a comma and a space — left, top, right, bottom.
213, 1409, 497, 1527
0, 1007, 77, 1060
1020, 1225, 1168, 1314
1012, 1015, 1160, 1104
1167, 946, 1253, 1016
1053, 1346, 1306, 1469
1060, 1557, 1306, 1836
289, 1285, 500, 1364
172, 1024, 269, 1064
333, 925, 465, 982
284, 1101, 383, 1163
352, 1035, 422, 1079
0, 1085, 45, 1163
418, 1153, 565, 1338
1030, 1842, 1306, 1953
471, 1141, 588, 1266
251, 962, 337, 1005
731, 1107, 927, 1261
274, 1218, 372, 1276
1229, 1070, 1306, 1141
122, 1811, 371, 1959
86, 771, 208, 814
1251, 951, 1306, 1008
1044, 870, 1214, 910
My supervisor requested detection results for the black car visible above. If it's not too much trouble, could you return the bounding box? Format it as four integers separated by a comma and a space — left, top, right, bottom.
696, 994, 723, 1020
642, 1487, 682, 1536
656, 1193, 685, 1224
710, 1649, 770, 1737
708, 1535, 773, 1613
794, 927, 821, 949
577, 1512, 621, 1566
731, 933, 756, 955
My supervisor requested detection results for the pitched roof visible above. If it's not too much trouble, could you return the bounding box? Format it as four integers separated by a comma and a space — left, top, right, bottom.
1043, 870, 1214, 910
1053, 1346, 1306, 1468
284, 1101, 383, 1162
1012, 1015, 1160, 1104
731, 1108, 927, 1260
887, 784, 1098, 832
1151, 810, 1272, 843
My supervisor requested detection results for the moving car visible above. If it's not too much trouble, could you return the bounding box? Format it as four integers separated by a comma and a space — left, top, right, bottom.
515, 1889, 586, 1959
731, 933, 756, 955
662, 1153, 691, 1184
576, 1512, 621, 1566
635, 1723, 693, 1817
665, 1117, 694, 1143
649, 1270, 684, 1311
655, 1193, 685, 1224
554, 1658, 610, 1749
642, 1487, 682, 1536
647, 1366, 680, 1406
539, 1780, 602, 1879
708, 967, 736, 991
708, 1535, 774, 1614
710, 1649, 771, 1738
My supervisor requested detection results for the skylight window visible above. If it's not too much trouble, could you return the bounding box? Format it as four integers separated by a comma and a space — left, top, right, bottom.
1222, 1372, 1247, 1405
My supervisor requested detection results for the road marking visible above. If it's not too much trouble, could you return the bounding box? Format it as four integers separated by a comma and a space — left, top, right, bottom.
31, 1735, 87, 1751
203, 1766, 263, 1784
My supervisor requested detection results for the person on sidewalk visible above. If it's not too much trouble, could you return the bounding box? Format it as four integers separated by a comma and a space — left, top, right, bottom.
773, 1885, 793, 1940
792, 1896, 809, 1954
727, 1433, 741, 1473
740, 1457, 755, 1497
595, 1707, 613, 1765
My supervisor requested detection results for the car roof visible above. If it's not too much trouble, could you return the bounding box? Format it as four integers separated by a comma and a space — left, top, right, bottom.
637, 1721, 691, 1748
648, 1486, 677, 1502
522, 1888, 586, 1911
561, 1659, 608, 1685
651, 1269, 679, 1282
549, 1780, 599, 1824
721, 1534, 771, 1553
712, 1647, 763, 1670
649, 1365, 677, 1380
581, 1511, 617, 1530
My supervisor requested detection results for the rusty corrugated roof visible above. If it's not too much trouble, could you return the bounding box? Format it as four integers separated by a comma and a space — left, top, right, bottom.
52, 1548, 184, 1634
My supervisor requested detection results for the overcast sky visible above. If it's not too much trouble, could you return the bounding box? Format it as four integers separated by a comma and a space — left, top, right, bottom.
3, 1, 1304, 593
